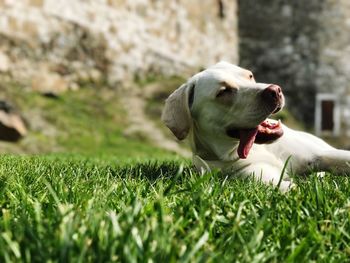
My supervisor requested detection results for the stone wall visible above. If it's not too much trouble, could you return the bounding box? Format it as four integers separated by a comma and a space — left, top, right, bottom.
239, 0, 324, 124
1, 0, 349, 129
0, 0, 238, 91
317, 0, 350, 96
239, 0, 350, 127
316, 0, 350, 137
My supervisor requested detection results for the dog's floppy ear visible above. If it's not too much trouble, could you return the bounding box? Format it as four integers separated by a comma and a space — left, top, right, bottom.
161, 82, 195, 140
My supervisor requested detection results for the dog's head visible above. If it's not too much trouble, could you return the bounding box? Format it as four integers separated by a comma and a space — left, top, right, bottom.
162, 61, 285, 159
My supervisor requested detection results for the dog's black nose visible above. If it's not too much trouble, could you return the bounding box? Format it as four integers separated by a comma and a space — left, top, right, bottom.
261, 84, 282, 104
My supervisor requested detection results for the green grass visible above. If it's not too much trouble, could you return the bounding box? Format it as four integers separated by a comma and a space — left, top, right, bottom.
1, 81, 176, 159
1, 155, 350, 262
1, 78, 350, 261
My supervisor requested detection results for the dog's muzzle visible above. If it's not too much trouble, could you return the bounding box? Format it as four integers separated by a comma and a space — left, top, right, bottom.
261, 84, 283, 113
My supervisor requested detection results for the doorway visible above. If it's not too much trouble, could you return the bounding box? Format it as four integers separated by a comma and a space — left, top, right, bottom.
321, 100, 334, 131
315, 93, 340, 136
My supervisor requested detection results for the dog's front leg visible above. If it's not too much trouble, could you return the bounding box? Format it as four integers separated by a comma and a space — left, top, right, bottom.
312, 149, 350, 174
245, 163, 294, 192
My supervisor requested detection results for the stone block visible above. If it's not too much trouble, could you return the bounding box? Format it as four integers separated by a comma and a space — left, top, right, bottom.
107, 0, 125, 8
31, 72, 69, 96
29, 0, 44, 7
0, 101, 27, 142
8, 16, 19, 31
0, 52, 10, 72
22, 20, 38, 37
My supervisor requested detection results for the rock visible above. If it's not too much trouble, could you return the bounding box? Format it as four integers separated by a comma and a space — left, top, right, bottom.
69, 82, 79, 91
29, 0, 44, 7
31, 72, 68, 96
0, 100, 14, 113
89, 69, 102, 83
0, 52, 10, 72
76, 70, 90, 84
0, 102, 27, 142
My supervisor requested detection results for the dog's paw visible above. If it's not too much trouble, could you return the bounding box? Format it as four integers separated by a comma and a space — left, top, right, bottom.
279, 180, 296, 193
316, 171, 326, 178
193, 155, 211, 175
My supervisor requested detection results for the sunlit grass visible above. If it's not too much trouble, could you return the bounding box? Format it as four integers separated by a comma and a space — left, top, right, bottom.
0, 155, 350, 262
1, 79, 349, 261
1, 82, 177, 158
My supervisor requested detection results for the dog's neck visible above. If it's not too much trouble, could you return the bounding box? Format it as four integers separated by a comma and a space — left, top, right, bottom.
190, 125, 238, 162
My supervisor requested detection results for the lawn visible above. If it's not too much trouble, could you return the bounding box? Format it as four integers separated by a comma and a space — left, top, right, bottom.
1, 81, 350, 262
0, 81, 177, 158
0, 155, 350, 262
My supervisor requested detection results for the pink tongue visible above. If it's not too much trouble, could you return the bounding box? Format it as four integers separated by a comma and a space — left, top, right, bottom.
238, 128, 259, 159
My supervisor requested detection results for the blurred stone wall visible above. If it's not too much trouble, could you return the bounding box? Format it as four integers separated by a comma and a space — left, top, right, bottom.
317, 0, 350, 137
317, 0, 350, 96
239, 0, 350, 126
0, 0, 238, 92
239, 0, 323, 124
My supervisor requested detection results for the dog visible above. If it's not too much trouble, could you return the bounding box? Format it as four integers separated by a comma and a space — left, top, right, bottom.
162, 61, 350, 191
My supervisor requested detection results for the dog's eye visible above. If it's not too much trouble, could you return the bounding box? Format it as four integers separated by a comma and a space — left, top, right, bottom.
216, 86, 236, 98
249, 74, 254, 80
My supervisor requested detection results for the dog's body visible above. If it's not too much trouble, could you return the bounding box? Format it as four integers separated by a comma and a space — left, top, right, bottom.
162, 62, 350, 191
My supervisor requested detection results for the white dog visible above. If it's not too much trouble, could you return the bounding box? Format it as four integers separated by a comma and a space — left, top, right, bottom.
162, 62, 350, 191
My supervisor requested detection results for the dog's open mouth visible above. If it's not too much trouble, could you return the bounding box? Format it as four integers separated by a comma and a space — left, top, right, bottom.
226, 119, 284, 159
